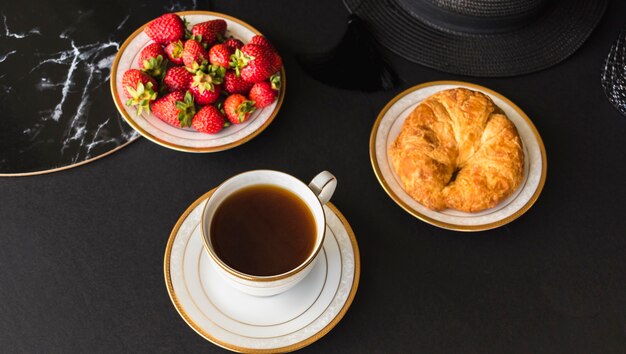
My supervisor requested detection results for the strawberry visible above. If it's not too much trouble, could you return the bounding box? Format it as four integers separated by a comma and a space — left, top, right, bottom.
190, 82, 221, 105
165, 40, 184, 66
224, 94, 256, 124
187, 64, 224, 105
121, 69, 158, 114
209, 44, 233, 68
151, 91, 196, 128
182, 39, 207, 71
190, 19, 226, 47
193, 19, 226, 36
163, 66, 193, 92
182, 39, 208, 71
230, 44, 276, 83
144, 13, 185, 45
271, 52, 283, 73
192, 105, 226, 134
247, 36, 282, 73
137, 43, 166, 79
249, 35, 275, 52
223, 70, 253, 94
249, 81, 278, 108
223, 38, 243, 50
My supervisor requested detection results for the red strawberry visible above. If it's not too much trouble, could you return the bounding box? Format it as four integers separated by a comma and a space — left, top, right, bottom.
187, 65, 225, 105
271, 52, 283, 73
192, 105, 226, 134
151, 91, 196, 128
249, 35, 275, 52
223, 70, 253, 94
247, 36, 282, 73
163, 66, 193, 92
144, 13, 185, 45
223, 38, 243, 50
190, 82, 221, 105
230, 44, 276, 83
190, 19, 226, 47
137, 43, 166, 78
137, 43, 165, 67
165, 40, 184, 65
182, 39, 207, 71
193, 19, 226, 36
224, 94, 256, 124
121, 69, 158, 114
249, 81, 278, 108
209, 44, 233, 68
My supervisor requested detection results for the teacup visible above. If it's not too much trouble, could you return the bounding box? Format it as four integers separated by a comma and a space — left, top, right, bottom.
201, 170, 336, 296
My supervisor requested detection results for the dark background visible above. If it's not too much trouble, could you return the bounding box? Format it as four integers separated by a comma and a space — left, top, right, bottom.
1, 0, 626, 352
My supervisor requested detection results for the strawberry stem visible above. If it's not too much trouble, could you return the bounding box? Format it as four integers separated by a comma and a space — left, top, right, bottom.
125, 81, 157, 115
175, 91, 197, 127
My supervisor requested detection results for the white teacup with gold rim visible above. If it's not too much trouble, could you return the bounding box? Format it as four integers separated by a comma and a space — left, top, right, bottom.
201, 170, 337, 297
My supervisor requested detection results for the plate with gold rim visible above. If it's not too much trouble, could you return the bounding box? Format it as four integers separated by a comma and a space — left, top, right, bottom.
370, 81, 547, 232
110, 11, 285, 153
164, 189, 360, 353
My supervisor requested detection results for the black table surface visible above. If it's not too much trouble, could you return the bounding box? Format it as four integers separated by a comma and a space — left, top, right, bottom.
2, 0, 626, 352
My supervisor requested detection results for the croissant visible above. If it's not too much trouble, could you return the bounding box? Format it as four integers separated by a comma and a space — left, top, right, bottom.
388, 88, 524, 212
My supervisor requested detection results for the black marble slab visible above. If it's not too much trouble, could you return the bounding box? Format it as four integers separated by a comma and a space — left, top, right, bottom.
0, 0, 200, 175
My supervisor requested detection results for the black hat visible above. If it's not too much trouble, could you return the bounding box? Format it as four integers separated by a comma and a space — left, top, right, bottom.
601, 26, 626, 116
343, 0, 608, 77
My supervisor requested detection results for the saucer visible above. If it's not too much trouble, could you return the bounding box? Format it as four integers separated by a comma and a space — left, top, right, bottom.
370, 81, 547, 231
164, 189, 360, 352
111, 11, 285, 153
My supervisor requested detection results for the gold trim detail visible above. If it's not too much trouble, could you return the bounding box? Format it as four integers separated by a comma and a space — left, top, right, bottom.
110, 11, 286, 153
163, 189, 360, 353
369, 80, 548, 232
0, 138, 137, 177
199, 170, 326, 282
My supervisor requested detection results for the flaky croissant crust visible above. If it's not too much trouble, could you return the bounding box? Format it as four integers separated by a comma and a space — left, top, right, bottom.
389, 88, 525, 212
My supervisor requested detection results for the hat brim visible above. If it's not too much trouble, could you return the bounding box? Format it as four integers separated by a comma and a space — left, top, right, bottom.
344, 0, 608, 77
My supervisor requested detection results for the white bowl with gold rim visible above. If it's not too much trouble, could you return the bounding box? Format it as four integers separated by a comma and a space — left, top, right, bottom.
110, 11, 285, 153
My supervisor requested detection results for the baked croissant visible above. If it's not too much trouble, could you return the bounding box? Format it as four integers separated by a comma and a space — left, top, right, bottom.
388, 88, 524, 212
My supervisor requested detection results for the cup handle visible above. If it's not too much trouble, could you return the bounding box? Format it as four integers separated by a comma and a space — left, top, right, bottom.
308, 171, 337, 205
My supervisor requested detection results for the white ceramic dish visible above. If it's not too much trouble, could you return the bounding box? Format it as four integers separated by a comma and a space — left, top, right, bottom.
370, 81, 547, 231
111, 11, 285, 152
164, 189, 360, 352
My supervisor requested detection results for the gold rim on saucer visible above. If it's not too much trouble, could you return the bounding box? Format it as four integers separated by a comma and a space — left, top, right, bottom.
110, 11, 286, 153
163, 189, 360, 353
369, 80, 548, 232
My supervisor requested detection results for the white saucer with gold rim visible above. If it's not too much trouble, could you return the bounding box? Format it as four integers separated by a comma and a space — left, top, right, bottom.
164, 190, 360, 353
370, 81, 547, 232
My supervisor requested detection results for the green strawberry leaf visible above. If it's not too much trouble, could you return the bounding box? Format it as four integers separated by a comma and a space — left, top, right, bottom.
207, 64, 226, 84
270, 73, 281, 91
176, 92, 196, 128
125, 81, 157, 115
229, 49, 251, 77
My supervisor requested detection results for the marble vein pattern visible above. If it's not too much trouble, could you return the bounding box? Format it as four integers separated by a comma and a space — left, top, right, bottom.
0, 0, 198, 174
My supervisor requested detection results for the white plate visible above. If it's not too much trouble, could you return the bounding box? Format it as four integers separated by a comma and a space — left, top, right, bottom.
164, 190, 360, 352
111, 11, 285, 152
370, 81, 547, 231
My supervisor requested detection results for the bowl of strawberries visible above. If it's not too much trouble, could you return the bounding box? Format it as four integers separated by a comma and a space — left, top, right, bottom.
110, 11, 285, 152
